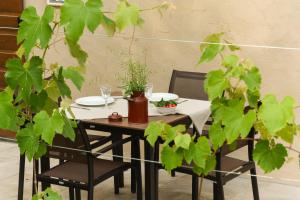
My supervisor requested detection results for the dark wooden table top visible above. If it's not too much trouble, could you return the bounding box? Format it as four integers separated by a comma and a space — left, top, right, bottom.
82, 114, 191, 133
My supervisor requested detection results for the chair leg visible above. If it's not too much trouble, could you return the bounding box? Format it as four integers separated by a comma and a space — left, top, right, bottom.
18, 155, 25, 200
75, 188, 81, 200
69, 187, 75, 200
132, 138, 142, 199
114, 175, 120, 194
171, 170, 176, 177
32, 159, 39, 196
213, 181, 224, 200
88, 189, 94, 200
192, 175, 199, 200
131, 138, 141, 193
250, 167, 260, 200
112, 133, 124, 188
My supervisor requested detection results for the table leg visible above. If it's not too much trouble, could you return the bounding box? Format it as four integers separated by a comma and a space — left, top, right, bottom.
111, 132, 124, 187
144, 141, 159, 200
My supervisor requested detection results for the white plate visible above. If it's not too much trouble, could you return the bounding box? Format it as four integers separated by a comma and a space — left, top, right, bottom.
75, 96, 114, 106
149, 93, 179, 102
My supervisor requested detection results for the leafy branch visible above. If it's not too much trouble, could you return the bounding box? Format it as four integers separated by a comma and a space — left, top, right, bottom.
145, 33, 300, 177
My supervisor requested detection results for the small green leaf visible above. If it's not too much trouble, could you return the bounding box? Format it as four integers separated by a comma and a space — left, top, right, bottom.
145, 121, 164, 147
114, 1, 142, 31
209, 122, 226, 150
5, 57, 43, 100
29, 90, 48, 112
33, 110, 64, 145
193, 137, 211, 168
184, 142, 195, 164
258, 95, 295, 134
253, 140, 287, 173
242, 67, 261, 91
247, 89, 260, 108
0, 89, 20, 131
222, 55, 239, 68
54, 67, 72, 98
204, 70, 229, 100
174, 133, 191, 150
193, 155, 216, 176
62, 67, 85, 90
18, 6, 54, 56
102, 15, 116, 36
65, 38, 88, 65
276, 125, 295, 144
61, 111, 76, 141
16, 124, 40, 161
198, 33, 223, 64
61, 0, 103, 43
161, 146, 183, 173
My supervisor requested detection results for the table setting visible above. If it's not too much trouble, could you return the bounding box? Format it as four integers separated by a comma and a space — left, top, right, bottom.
67, 84, 211, 133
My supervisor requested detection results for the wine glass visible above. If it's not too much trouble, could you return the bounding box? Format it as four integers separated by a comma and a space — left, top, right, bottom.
100, 85, 112, 107
145, 83, 153, 99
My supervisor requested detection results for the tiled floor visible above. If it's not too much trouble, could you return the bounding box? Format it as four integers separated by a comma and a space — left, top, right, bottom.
1, 141, 300, 200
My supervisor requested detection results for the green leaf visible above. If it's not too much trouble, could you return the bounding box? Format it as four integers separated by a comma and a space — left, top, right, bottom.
276, 125, 295, 144
61, 0, 103, 43
242, 67, 261, 91
61, 111, 76, 141
193, 155, 216, 175
193, 137, 211, 168
253, 140, 287, 173
33, 110, 64, 145
34, 142, 48, 159
102, 15, 116, 36
16, 124, 40, 161
44, 188, 63, 200
114, 1, 142, 31
198, 33, 223, 64
247, 89, 260, 108
161, 146, 183, 172
258, 95, 295, 134
18, 6, 54, 56
184, 142, 195, 164
62, 67, 85, 90
162, 124, 177, 146
204, 70, 229, 100
174, 133, 191, 150
0, 89, 20, 131
224, 40, 240, 51
209, 122, 226, 150
29, 90, 48, 112
65, 38, 88, 65
145, 121, 164, 147
222, 55, 239, 68
5, 57, 43, 99
54, 67, 72, 98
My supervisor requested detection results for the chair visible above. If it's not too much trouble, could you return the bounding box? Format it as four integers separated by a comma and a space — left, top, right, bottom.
164, 70, 259, 200
36, 121, 142, 200
169, 70, 208, 100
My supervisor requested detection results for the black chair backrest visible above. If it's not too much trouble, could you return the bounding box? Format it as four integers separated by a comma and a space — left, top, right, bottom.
168, 70, 208, 100
47, 121, 92, 163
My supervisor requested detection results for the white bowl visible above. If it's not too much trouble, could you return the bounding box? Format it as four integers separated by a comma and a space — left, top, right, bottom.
156, 106, 177, 115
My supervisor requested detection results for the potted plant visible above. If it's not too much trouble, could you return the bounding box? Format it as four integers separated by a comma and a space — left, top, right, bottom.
121, 59, 149, 123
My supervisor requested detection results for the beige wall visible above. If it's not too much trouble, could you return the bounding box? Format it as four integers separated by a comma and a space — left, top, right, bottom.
25, 0, 300, 181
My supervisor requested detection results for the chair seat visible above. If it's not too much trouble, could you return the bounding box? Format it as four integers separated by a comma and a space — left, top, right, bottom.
177, 156, 252, 179
88, 134, 112, 149
39, 158, 131, 184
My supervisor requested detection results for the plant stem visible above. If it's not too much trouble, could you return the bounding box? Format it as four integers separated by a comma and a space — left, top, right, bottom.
128, 25, 136, 55
198, 175, 204, 199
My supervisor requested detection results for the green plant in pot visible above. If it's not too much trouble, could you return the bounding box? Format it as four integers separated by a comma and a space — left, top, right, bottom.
121, 59, 149, 123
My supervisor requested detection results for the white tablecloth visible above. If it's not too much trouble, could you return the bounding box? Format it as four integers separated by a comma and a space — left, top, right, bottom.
68, 98, 211, 132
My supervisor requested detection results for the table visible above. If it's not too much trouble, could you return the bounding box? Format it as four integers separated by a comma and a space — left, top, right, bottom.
81, 115, 192, 200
